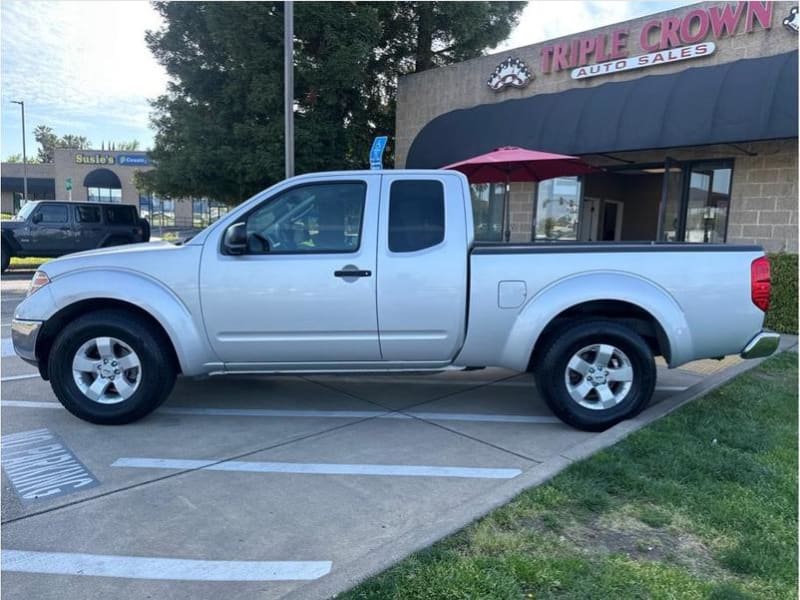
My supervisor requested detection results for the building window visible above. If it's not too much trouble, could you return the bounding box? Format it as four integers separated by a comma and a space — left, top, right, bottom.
192, 198, 230, 228
684, 164, 732, 243
535, 177, 582, 241
87, 187, 122, 203
470, 183, 505, 241
658, 159, 734, 243
139, 193, 174, 226
389, 180, 445, 252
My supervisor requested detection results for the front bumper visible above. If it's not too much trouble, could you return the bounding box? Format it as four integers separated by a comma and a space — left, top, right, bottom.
11, 319, 42, 363
740, 331, 781, 359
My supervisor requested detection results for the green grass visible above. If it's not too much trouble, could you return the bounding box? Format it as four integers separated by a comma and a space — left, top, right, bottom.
8, 256, 49, 270
342, 353, 798, 600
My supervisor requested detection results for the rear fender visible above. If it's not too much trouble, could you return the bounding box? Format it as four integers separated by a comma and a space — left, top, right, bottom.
501, 272, 693, 371
17, 269, 215, 375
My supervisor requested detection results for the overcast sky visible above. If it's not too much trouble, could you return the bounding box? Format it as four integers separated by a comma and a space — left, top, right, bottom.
1, 0, 692, 159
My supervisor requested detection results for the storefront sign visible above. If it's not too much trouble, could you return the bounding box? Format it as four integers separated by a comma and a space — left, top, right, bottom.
74, 153, 150, 166
541, 1, 772, 75
118, 154, 150, 166
75, 153, 116, 165
487, 57, 533, 92
571, 42, 715, 79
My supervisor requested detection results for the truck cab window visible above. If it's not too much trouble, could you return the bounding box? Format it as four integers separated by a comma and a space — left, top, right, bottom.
388, 180, 445, 252
76, 206, 101, 223
35, 205, 68, 223
245, 182, 365, 254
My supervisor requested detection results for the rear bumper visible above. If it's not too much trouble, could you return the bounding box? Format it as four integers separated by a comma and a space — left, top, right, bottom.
740, 331, 780, 359
10, 319, 42, 364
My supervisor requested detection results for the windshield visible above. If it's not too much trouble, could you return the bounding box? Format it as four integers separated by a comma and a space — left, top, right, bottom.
14, 201, 38, 221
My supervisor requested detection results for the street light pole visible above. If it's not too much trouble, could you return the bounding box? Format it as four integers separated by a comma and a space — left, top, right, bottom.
10, 100, 28, 202
284, 0, 294, 179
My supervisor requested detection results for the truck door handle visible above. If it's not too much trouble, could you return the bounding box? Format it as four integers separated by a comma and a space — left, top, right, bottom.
334, 268, 371, 278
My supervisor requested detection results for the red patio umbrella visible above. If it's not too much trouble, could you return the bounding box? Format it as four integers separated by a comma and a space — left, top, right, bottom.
443, 146, 597, 241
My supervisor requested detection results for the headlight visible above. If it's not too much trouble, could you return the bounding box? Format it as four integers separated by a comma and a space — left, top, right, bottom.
27, 270, 50, 297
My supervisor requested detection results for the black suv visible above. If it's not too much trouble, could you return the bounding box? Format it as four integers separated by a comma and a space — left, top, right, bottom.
1, 201, 150, 272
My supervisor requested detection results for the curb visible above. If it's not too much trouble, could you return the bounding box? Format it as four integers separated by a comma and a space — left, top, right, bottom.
287, 343, 797, 600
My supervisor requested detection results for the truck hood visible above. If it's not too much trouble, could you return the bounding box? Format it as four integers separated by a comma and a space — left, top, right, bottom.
40, 241, 194, 278
1, 220, 24, 231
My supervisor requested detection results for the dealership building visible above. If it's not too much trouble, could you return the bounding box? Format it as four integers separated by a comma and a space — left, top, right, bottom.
397, 0, 798, 252
1, 149, 227, 227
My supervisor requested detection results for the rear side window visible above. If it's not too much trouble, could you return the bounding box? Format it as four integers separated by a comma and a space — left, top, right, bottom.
104, 205, 136, 225
75, 205, 100, 223
36, 205, 68, 223
388, 180, 445, 253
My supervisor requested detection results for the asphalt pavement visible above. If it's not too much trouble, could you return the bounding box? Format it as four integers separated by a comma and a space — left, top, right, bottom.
0, 275, 731, 600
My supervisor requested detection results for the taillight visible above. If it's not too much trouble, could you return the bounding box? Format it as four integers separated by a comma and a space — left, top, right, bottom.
751, 256, 771, 312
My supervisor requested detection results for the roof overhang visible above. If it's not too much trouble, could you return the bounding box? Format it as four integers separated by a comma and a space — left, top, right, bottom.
406, 51, 798, 168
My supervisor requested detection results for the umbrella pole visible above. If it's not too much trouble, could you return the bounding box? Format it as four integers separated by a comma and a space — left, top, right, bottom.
503, 174, 511, 242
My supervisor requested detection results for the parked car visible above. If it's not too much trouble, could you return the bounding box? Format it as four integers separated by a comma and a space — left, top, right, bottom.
1, 201, 150, 272
11, 170, 779, 430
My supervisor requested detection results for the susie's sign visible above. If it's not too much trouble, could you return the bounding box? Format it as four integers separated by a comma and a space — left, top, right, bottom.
540, 1, 773, 77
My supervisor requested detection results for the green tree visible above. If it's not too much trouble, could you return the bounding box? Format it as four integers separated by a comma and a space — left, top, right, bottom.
117, 140, 141, 151
4, 153, 41, 164
141, 1, 524, 203
33, 125, 91, 162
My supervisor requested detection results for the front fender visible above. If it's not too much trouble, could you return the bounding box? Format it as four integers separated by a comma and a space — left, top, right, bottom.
500, 271, 693, 370
15, 268, 216, 376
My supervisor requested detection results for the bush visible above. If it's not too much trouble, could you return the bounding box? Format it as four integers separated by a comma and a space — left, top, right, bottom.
765, 253, 798, 334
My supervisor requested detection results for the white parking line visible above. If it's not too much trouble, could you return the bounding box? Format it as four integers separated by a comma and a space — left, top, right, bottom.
1, 374, 41, 382
1, 550, 332, 581
164, 406, 388, 419
1, 401, 562, 424
112, 457, 523, 479
2, 338, 15, 357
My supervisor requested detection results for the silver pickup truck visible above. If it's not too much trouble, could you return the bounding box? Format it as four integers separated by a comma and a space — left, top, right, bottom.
11, 170, 779, 430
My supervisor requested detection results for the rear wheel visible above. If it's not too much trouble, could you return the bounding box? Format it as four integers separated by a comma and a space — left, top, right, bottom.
48, 309, 176, 424
534, 320, 656, 431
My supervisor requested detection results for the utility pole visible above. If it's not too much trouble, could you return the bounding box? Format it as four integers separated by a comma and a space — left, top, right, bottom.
10, 100, 28, 202
284, 0, 294, 179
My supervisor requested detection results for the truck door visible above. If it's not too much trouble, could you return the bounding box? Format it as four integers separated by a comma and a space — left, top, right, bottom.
199, 174, 381, 365
73, 204, 104, 249
29, 203, 73, 254
376, 173, 469, 362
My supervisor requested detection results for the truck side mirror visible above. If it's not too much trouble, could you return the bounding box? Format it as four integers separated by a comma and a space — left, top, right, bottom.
31, 212, 42, 224
223, 222, 248, 255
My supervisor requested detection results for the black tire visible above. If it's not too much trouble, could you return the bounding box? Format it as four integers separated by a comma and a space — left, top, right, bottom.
1, 242, 10, 273
102, 236, 131, 248
534, 320, 656, 432
139, 218, 151, 242
48, 309, 176, 424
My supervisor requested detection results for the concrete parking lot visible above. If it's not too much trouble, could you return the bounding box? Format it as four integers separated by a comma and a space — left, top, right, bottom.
0, 272, 750, 600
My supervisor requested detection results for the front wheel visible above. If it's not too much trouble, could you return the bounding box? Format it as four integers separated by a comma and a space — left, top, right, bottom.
48, 309, 176, 424
534, 320, 656, 432
1, 242, 10, 273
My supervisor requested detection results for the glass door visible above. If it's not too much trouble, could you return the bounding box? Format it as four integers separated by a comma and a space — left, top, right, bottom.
683, 162, 733, 243
657, 157, 684, 241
